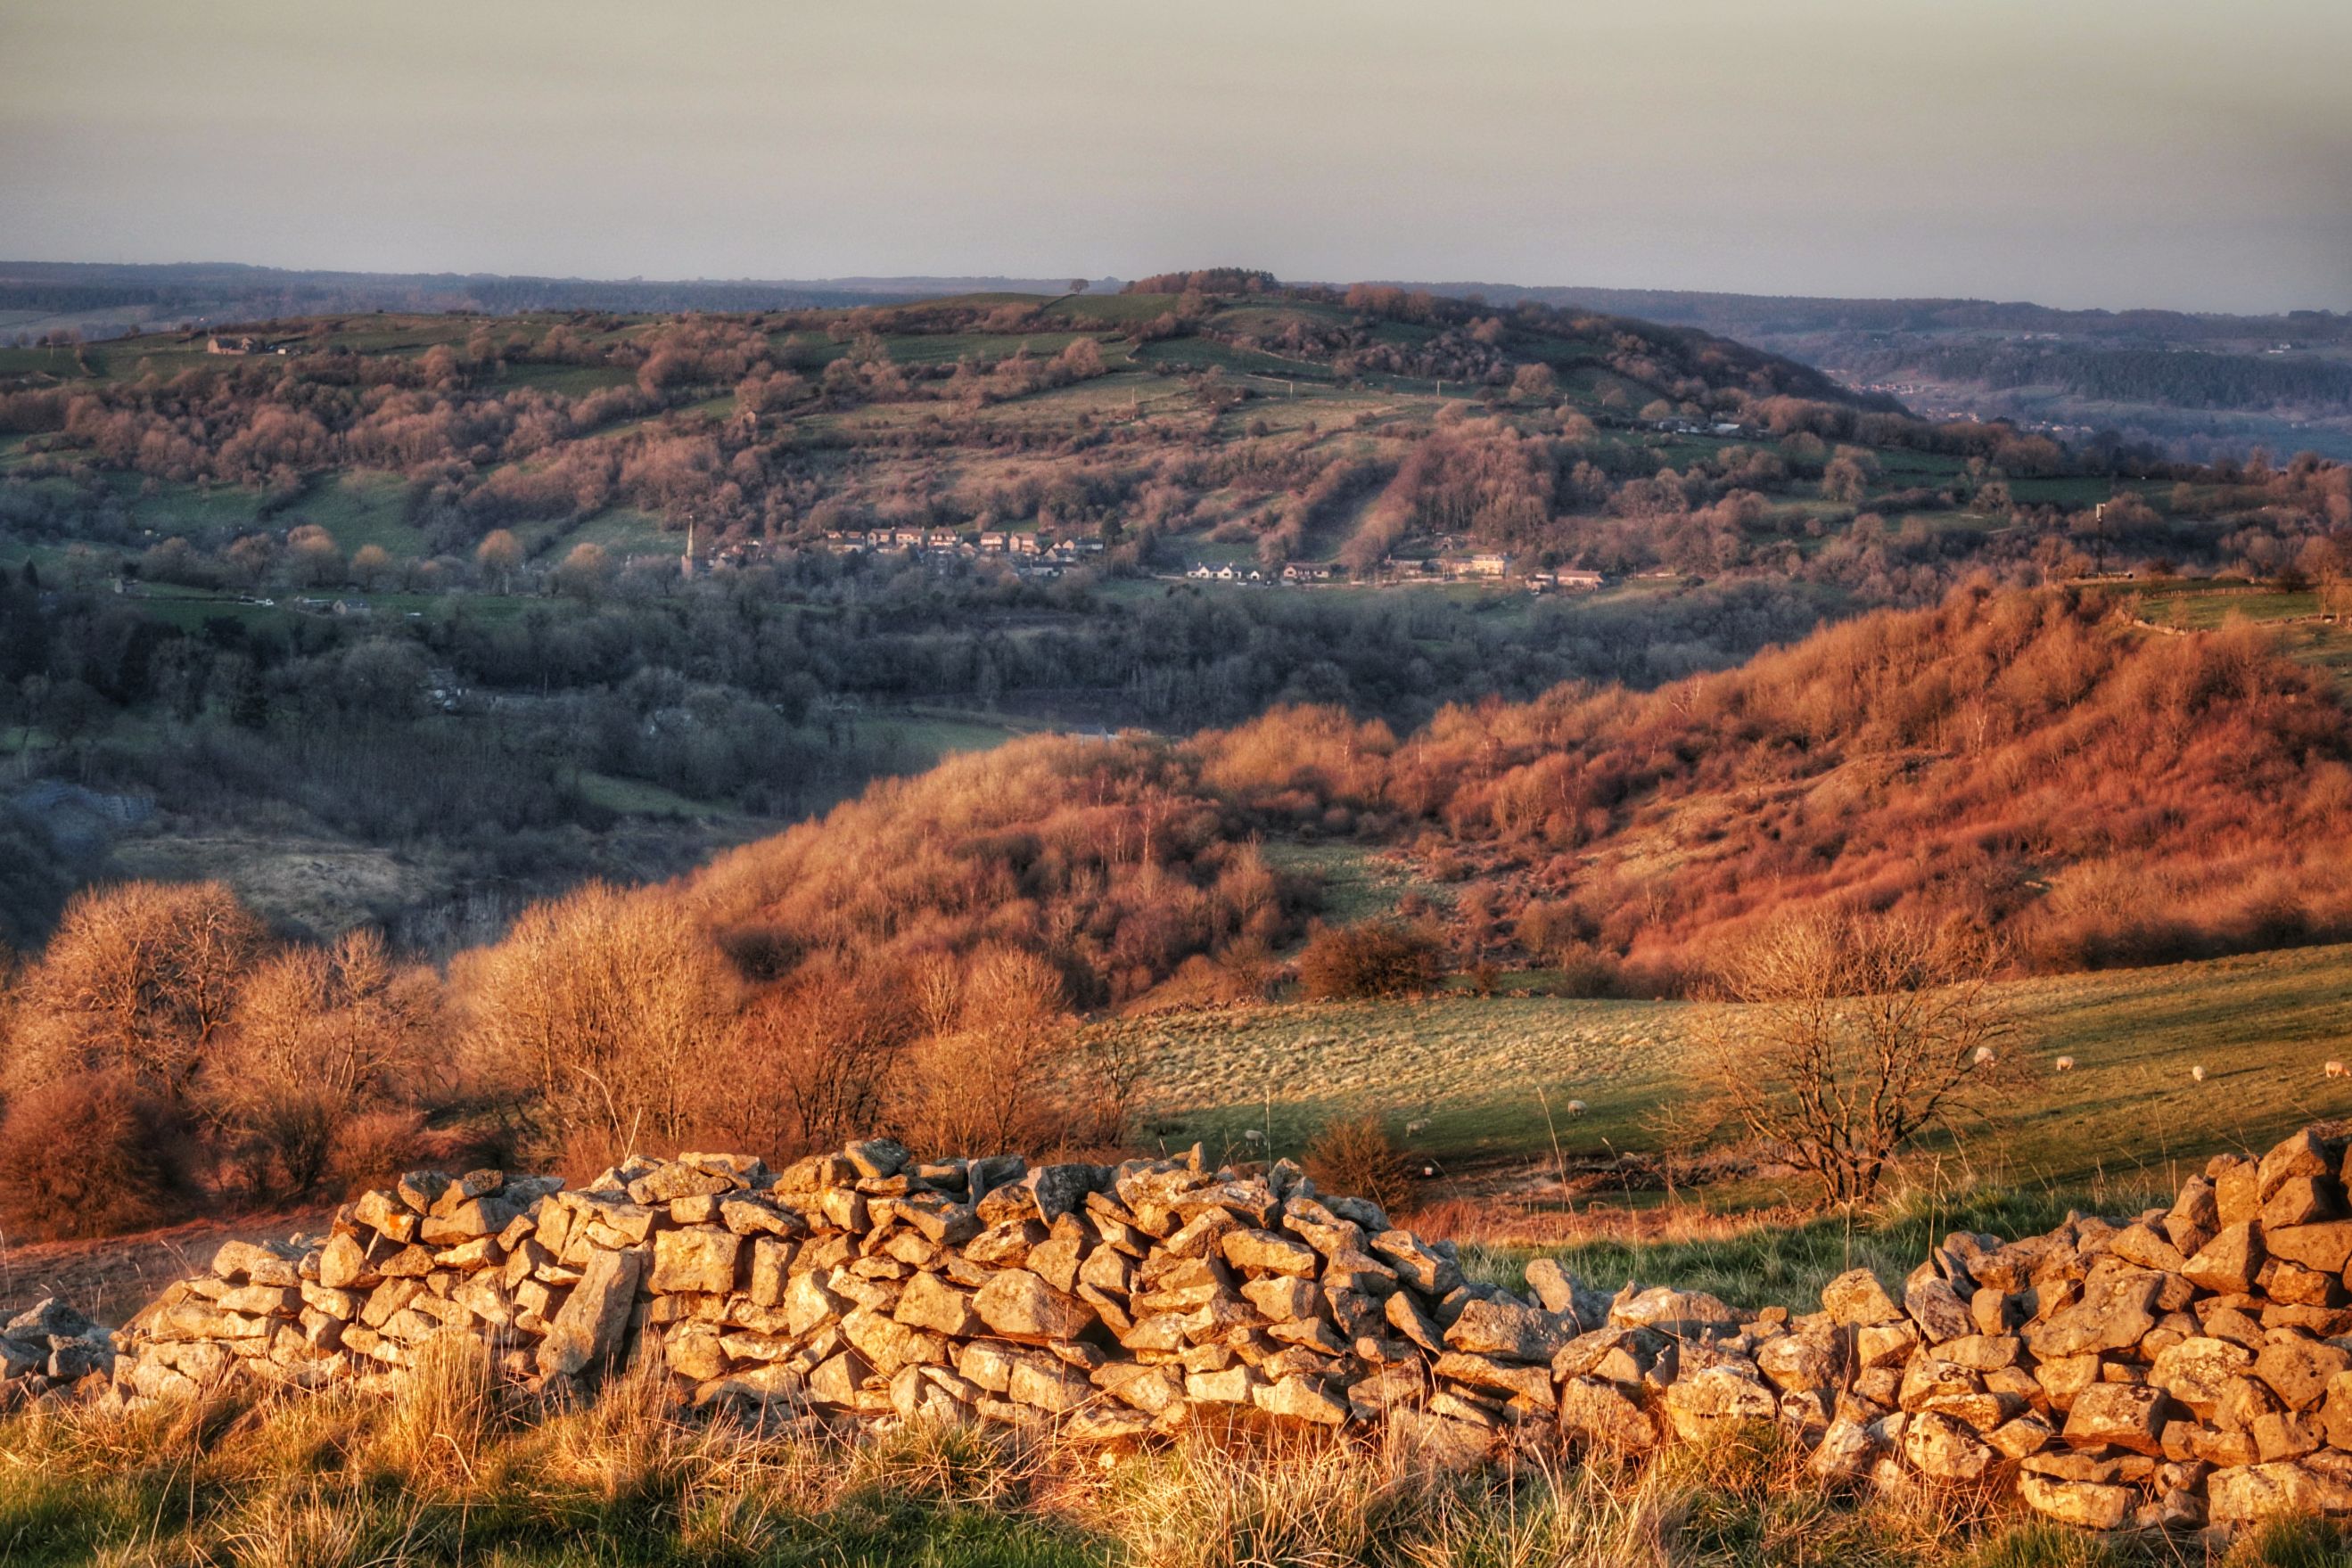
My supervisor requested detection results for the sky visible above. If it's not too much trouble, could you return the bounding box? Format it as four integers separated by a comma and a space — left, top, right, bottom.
4, 0, 2349, 315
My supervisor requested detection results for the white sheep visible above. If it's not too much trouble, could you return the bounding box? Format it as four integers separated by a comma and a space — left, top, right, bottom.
2328, 1060, 2348, 1080
2192, 1064, 2208, 1083
1973, 1047, 1997, 1066
1404, 1117, 1430, 1137
2053, 1056, 2075, 1073
1563, 1099, 1588, 1117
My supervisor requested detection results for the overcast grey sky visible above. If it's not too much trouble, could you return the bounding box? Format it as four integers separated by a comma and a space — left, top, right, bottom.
5, 0, 2348, 313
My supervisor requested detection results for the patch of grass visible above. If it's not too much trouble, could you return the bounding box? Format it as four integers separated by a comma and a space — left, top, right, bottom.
1133, 337, 1334, 382
119, 474, 277, 538
495, 362, 637, 396
1260, 841, 1438, 925
287, 469, 429, 557
851, 710, 1032, 774
0, 1370, 2328, 1567
1476, 1181, 2156, 1312
577, 771, 738, 820
1113, 942, 2352, 1200
884, 331, 1090, 366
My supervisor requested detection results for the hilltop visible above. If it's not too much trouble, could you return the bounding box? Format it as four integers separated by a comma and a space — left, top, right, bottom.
1411, 280, 2352, 464
0, 271, 2345, 955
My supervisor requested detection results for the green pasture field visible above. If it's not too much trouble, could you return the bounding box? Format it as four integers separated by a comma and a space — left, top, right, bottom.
512, 505, 671, 561
850, 709, 1033, 772
576, 771, 742, 821
286, 471, 428, 556
1132, 338, 1335, 382
1109, 940, 2352, 1204
117, 476, 277, 538
2097, 578, 2352, 690
2005, 474, 2161, 507
494, 362, 636, 395
880, 332, 1092, 366
1049, 291, 1182, 324
0, 344, 89, 378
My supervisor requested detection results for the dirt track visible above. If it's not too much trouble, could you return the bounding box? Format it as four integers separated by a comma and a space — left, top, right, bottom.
0, 1207, 332, 1328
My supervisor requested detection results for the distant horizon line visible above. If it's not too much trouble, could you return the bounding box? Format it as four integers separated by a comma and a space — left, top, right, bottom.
2, 256, 2341, 322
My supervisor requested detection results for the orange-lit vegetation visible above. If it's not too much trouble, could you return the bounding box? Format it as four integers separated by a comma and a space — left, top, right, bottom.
1255, 581, 2352, 981
705, 581, 2352, 1000
7, 584, 2352, 1242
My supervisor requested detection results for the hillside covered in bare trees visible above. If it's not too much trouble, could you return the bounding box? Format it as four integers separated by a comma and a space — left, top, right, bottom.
8, 583, 2352, 1244
5, 275, 2348, 956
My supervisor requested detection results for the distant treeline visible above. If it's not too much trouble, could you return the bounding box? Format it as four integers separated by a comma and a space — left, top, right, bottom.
0, 261, 1101, 330
1850, 343, 2352, 415
1402, 282, 2352, 347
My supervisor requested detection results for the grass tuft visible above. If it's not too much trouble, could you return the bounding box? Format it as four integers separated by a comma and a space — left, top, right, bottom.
4, 1377, 2350, 1566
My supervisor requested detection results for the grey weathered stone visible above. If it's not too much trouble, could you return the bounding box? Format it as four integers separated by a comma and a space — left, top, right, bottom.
1380, 1231, 1467, 1299
648, 1227, 740, 1296
2256, 1336, 2352, 1411
1444, 1297, 1572, 1363
1611, 1285, 1739, 1339
2151, 1336, 2255, 1419
1904, 1276, 1973, 1343
1254, 1373, 1348, 1425
2208, 1460, 2352, 1523
1663, 1362, 1779, 1443
2024, 1268, 2160, 1359
973, 1268, 1097, 1341
1025, 1164, 1103, 1222
2061, 1382, 2171, 1455
2019, 1472, 2133, 1530
895, 1271, 983, 1337
534, 1244, 643, 1379
1220, 1228, 1319, 1277
1903, 1409, 1998, 1482
1820, 1268, 1906, 1326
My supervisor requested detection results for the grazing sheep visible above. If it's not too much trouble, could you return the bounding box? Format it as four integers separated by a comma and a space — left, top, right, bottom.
1242, 1129, 1265, 1143
2053, 1056, 2076, 1073
1404, 1117, 1430, 1137
2329, 1061, 2348, 1080
1563, 1099, 1588, 1117
1973, 1046, 1997, 1065
2192, 1065, 2208, 1083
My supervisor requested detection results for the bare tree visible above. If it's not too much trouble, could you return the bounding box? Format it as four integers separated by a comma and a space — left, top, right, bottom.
474, 529, 522, 594
901, 945, 1077, 1156
4, 881, 263, 1104
457, 882, 735, 1167
711, 959, 910, 1157
1703, 910, 2023, 1209
204, 929, 440, 1192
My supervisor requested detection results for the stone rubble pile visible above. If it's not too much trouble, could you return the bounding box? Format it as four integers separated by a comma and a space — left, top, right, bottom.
23, 1124, 2352, 1535
0, 1298, 115, 1408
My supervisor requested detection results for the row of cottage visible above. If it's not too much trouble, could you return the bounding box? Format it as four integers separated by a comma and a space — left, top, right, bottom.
811, 530, 1605, 593
819, 529, 1103, 561
1189, 556, 1607, 589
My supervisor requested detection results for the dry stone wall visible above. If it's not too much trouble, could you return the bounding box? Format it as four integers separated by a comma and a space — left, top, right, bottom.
24, 1125, 2352, 1535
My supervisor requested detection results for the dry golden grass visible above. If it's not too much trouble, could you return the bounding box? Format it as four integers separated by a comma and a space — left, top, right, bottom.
3, 1367, 2336, 1567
